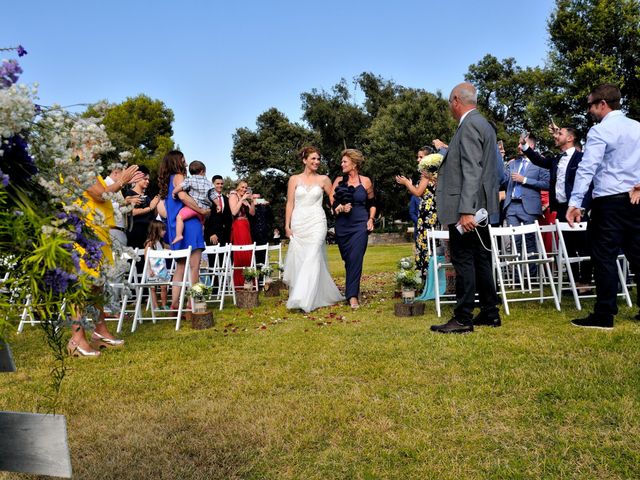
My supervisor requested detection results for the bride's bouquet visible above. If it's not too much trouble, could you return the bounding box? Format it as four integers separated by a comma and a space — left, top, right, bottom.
418, 153, 443, 173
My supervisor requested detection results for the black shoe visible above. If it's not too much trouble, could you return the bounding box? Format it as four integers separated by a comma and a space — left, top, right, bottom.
430, 318, 474, 334
473, 310, 502, 327
571, 313, 613, 330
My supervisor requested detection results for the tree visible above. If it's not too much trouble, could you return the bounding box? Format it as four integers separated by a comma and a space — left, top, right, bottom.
231, 108, 320, 228
547, 0, 640, 119
364, 89, 455, 219
301, 79, 371, 177
85, 95, 175, 176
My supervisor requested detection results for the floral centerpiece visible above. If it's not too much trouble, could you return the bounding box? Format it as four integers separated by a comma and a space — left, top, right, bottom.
242, 267, 258, 290
187, 282, 212, 302
418, 153, 443, 173
259, 264, 273, 282
395, 256, 422, 304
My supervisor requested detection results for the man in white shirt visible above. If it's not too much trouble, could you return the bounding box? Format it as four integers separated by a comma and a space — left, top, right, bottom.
567, 84, 640, 329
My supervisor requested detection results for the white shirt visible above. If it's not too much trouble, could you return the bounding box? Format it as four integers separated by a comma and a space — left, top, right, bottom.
555, 146, 575, 203
570, 110, 640, 207
104, 175, 126, 228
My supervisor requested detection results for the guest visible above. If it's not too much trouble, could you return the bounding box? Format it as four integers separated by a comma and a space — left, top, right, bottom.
502, 136, 550, 276
229, 180, 255, 286
158, 151, 208, 309
251, 195, 273, 264
68, 163, 143, 357
204, 175, 232, 246
272, 227, 281, 244
171, 160, 214, 245
331, 149, 376, 309
395, 146, 439, 279
567, 83, 640, 329
144, 219, 170, 310
124, 166, 161, 250
521, 127, 593, 289
431, 82, 500, 334
104, 164, 143, 248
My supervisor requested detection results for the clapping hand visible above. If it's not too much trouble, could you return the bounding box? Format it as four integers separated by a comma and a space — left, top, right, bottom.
395, 175, 410, 187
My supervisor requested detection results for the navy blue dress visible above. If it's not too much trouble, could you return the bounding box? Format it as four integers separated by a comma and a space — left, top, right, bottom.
335, 182, 369, 301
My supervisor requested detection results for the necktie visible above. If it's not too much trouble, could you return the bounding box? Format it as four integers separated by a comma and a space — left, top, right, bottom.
218, 196, 223, 211
513, 159, 526, 199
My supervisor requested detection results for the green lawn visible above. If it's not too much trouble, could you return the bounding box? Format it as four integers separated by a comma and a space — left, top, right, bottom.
2, 244, 640, 479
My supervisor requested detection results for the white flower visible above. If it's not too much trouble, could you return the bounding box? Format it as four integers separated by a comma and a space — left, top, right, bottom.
0, 83, 37, 139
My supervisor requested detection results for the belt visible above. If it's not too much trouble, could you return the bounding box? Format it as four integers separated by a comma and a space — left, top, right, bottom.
110, 226, 126, 232
595, 192, 629, 201
510, 198, 522, 203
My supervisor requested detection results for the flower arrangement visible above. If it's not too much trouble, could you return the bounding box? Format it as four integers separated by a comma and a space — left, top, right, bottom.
418, 153, 443, 173
395, 269, 423, 290
187, 282, 212, 301
259, 264, 273, 279
397, 256, 415, 270
242, 267, 258, 281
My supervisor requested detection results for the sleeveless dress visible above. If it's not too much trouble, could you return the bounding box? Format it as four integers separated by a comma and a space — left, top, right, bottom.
166, 174, 205, 251
334, 178, 369, 301
230, 198, 253, 286
414, 180, 438, 276
283, 183, 344, 312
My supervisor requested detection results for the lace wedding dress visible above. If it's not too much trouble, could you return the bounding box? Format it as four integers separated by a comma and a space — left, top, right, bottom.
283, 184, 344, 312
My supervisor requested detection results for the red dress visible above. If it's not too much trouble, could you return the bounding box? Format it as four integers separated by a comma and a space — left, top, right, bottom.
231, 202, 253, 286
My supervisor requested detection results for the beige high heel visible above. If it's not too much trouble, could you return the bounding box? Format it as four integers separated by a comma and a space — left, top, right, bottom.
90, 331, 125, 349
67, 339, 101, 358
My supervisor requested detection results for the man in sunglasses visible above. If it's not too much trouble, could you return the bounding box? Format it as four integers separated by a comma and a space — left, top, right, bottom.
566, 84, 640, 329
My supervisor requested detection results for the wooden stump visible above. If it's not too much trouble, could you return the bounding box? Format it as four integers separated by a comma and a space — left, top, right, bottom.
263, 281, 282, 297
394, 302, 426, 317
190, 311, 214, 329
236, 289, 259, 308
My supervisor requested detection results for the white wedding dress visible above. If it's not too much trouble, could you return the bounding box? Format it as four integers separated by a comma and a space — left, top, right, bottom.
283, 184, 344, 312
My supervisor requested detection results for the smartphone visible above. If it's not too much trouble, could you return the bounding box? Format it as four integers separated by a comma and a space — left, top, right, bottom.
246, 187, 253, 195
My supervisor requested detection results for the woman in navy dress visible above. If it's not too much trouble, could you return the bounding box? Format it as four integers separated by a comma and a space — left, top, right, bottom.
331, 149, 376, 309
158, 151, 208, 309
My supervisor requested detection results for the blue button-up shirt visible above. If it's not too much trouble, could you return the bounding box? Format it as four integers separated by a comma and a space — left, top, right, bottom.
570, 110, 640, 207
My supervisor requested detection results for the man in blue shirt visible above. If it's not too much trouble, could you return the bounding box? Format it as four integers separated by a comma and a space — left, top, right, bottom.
567, 84, 640, 329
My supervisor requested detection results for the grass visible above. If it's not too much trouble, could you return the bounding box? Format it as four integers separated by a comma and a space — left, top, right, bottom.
1, 244, 640, 479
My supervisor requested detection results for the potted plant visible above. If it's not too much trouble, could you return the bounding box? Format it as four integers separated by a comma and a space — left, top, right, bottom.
259, 264, 273, 286
187, 282, 212, 312
395, 267, 422, 304
242, 267, 258, 291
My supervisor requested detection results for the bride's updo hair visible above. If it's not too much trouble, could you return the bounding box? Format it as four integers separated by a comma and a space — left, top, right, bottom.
299, 146, 321, 161
341, 148, 365, 171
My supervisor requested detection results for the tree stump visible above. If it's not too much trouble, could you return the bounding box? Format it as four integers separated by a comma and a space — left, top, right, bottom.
263, 281, 282, 297
236, 289, 259, 308
190, 310, 214, 330
394, 302, 426, 317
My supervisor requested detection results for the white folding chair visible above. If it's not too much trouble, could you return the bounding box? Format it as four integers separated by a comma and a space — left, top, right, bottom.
489, 221, 560, 315
104, 249, 141, 333
556, 220, 631, 310
254, 244, 270, 288
426, 229, 457, 317
267, 243, 284, 279
200, 244, 234, 310
229, 243, 258, 297
132, 247, 192, 331
537, 222, 560, 285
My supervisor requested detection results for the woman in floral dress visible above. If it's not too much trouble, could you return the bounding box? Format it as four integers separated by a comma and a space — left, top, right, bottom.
395, 147, 440, 279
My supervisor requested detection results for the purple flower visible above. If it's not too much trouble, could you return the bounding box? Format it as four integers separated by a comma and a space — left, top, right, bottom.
0, 169, 9, 187
17, 45, 27, 57
0, 135, 36, 185
43, 267, 78, 295
0, 59, 23, 88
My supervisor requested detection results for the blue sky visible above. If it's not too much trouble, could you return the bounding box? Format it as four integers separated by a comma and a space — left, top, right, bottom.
5, 0, 556, 178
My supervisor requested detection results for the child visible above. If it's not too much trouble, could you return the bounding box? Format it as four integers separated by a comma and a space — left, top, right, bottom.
145, 220, 170, 310
172, 160, 213, 244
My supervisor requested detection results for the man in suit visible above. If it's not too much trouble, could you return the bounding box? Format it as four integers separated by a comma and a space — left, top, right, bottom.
431, 82, 501, 334
521, 127, 592, 288
502, 137, 550, 274
204, 175, 232, 264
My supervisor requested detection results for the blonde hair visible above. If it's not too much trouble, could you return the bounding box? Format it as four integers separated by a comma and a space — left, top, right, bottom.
341, 148, 365, 170
236, 179, 248, 189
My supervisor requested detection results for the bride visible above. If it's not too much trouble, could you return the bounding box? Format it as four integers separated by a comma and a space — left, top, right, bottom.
283, 146, 344, 312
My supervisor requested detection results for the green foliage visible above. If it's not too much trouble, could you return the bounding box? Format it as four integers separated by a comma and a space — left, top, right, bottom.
85, 95, 175, 177
548, 0, 640, 118
365, 89, 454, 217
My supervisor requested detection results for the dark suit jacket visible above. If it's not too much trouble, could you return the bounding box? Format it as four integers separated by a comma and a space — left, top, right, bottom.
523, 148, 592, 212
204, 194, 232, 245
435, 109, 500, 226
502, 157, 550, 216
